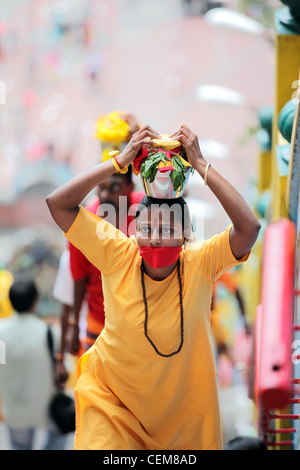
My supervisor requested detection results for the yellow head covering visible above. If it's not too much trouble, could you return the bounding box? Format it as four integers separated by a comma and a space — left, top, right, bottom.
94, 110, 130, 162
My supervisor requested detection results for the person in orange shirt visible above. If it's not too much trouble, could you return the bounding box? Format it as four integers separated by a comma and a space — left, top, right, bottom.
46, 124, 260, 450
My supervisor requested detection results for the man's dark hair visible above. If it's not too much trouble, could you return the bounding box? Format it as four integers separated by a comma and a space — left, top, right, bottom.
9, 274, 38, 313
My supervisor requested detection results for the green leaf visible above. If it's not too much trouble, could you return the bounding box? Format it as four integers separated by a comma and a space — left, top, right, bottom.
140, 151, 168, 183
170, 156, 186, 191
140, 149, 189, 190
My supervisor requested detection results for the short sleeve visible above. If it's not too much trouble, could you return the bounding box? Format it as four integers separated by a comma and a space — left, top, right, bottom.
185, 225, 250, 283
64, 206, 135, 274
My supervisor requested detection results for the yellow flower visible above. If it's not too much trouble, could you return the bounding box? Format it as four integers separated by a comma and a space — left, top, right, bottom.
94, 110, 130, 144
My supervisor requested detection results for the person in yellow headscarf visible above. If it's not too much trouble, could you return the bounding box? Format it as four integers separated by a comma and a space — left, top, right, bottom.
46, 124, 260, 450
95, 110, 140, 163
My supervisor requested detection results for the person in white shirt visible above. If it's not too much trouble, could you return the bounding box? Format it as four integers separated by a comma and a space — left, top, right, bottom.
52, 248, 88, 388
0, 274, 68, 450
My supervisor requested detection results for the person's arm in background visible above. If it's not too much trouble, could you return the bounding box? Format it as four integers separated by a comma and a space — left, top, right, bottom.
54, 278, 86, 383
234, 288, 251, 335
66, 278, 86, 355
52, 249, 73, 389
67, 241, 89, 355
54, 303, 71, 389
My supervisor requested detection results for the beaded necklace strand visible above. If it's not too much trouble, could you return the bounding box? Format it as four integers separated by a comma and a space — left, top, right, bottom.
141, 258, 184, 358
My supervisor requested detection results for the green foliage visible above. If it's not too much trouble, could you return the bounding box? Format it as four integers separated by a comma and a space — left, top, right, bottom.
140, 150, 168, 183
170, 156, 187, 191
140, 150, 190, 191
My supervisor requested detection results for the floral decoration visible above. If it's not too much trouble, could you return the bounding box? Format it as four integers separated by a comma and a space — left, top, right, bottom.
133, 143, 192, 191
94, 110, 130, 145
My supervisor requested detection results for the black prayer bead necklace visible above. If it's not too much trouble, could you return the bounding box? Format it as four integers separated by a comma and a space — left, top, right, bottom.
140, 258, 184, 358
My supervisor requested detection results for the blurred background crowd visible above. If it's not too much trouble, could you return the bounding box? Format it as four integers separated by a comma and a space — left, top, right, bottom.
0, 0, 284, 450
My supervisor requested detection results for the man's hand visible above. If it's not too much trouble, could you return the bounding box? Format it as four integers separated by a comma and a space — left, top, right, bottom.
170, 124, 206, 168
117, 125, 160, 168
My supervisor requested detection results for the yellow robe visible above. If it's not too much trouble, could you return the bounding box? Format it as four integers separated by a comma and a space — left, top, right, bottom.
65, 206, 249, 450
